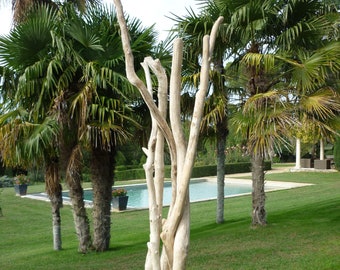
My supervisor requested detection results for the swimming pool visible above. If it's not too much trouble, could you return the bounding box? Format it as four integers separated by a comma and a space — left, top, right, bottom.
63, 179, 276, 209
26, 178, 312, 210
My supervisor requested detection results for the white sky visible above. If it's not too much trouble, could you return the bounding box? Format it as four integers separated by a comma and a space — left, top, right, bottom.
0, 4, 12, 35
120, 0, 199, 40
0, 0, 199, 39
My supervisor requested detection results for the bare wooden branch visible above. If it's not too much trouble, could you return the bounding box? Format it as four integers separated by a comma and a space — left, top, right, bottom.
113, 0, 177, 168
142, 57, 169, 270
209, 16, 224, 58
169, 39, 185, 208
142, 61, 161, 270
113, 1, 224, 268
160, 36, 211, 265
143, 57, 168, 209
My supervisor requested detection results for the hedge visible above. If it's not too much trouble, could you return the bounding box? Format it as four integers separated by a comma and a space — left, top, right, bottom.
334, 135, 340, 170
114, 161, 272, 181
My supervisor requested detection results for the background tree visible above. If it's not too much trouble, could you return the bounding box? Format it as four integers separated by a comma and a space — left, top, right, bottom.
9, 0, 99, 23
45, 4, 159, 252
0, 2, 160, 252
334, 134, 340, 170
171, 1, 230, 224
1, 0, 99, 252
215, 0, 340, 226
0, 5, 63, 249
71, 5, 157, 251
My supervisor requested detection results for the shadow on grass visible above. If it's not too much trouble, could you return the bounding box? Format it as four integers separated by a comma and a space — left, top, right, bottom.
269, 198, 340, 226
190, 196, 340, 241
110, 241, 146, 252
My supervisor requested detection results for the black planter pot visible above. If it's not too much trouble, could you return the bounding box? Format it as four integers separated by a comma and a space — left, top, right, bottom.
14, 184, 28, 196
112, 196, 129, 211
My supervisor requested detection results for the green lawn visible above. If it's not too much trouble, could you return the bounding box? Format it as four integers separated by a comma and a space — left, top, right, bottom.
1, 170, 340, 269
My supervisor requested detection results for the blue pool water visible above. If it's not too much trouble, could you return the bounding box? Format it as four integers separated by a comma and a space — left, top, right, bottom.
64, 179, 254, 209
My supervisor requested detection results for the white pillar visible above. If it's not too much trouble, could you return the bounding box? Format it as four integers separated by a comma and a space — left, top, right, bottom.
296, 138, 301, 169
320, 139, 324, 160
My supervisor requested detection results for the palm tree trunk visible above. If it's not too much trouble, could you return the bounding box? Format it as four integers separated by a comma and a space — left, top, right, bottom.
50, 189, 63, 250
66, 145, 92, 253
251, 155, 266, 226
45, 158, 63, 250
91, 146, 115, 251
57, 90, 91, 252
216, 120, 227, 224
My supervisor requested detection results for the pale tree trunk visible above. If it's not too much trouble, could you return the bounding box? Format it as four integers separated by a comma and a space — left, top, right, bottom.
295, 138, 301, 169
251, 155, 266, 226
91, 147, 114, 251
113, 1, 223, 268
165, 39, 189, 269
172, 196, 190, 270
320, 139, 324, 160
162, 23, 222, 270
45, 158, 63, 250
216, 120, 227, 224
142, 56, 167, 270
66, 145, 92, 253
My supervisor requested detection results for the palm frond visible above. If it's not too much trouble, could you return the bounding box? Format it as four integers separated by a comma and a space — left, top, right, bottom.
65, 13, 104, 51
232, 89, 295, 157
241, 53, 276, 73
299, 87, 340, 120
24, 116, 59, 159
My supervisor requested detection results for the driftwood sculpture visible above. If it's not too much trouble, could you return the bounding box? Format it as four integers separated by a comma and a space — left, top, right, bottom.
113, 1, 223, 268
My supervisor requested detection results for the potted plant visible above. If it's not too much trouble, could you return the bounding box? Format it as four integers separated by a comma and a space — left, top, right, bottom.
112, 188, 128, 211
13, 174, 30, 196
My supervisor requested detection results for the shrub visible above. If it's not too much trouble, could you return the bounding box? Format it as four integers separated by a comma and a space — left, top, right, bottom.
225, 145, 250, 163
0, 175, 14, 188
334, 135, 340, 170
82, 173, 91, 182
114, 168, 146, 181
114, 161, 272, 181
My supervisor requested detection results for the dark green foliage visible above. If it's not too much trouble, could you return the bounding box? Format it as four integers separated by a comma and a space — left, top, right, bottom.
334, 135, 340, 170
114, 161, 272, 181
191, 165, 218, 178
114, 168, 147, 181
0, 175, 14, 188
115, 165, 142, 171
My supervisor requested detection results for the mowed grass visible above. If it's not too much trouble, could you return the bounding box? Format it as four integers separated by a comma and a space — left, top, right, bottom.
1, 170, 340, 270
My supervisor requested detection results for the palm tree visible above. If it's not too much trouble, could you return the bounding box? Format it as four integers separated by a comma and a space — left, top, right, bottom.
217, 0, 340, 225
62, 5, 157, 251
48, 4, 156, 252
0, 106, 62, 250
0, 5, 64, 249
10, 0, 99, 23
0, 1, 102, 250
171, 1, 231, 224
1, 3, 160, 252
288, 44, 340, 168
0, 4, 99, 252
